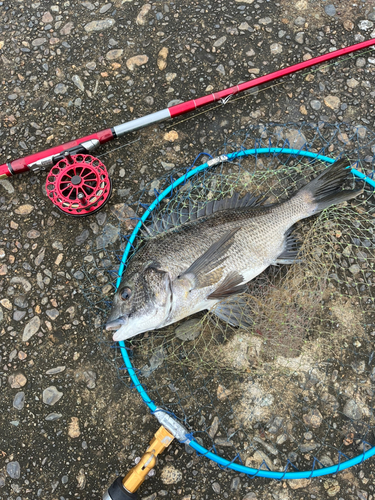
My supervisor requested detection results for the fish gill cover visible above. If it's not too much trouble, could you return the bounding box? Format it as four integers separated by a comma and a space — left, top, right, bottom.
80, 122, 375, 475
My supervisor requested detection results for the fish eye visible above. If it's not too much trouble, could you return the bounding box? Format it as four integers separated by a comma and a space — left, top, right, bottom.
120, 287, 132, 301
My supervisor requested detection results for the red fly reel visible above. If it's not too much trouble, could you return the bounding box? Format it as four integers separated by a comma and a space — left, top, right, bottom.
45, 154, 112, 216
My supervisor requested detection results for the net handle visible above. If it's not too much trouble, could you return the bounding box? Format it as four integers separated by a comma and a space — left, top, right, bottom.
116, 148, 375, 479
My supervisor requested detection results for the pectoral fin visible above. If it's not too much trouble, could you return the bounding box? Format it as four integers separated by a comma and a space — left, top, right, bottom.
275, 229, 303, 265
178, 228, 240, 289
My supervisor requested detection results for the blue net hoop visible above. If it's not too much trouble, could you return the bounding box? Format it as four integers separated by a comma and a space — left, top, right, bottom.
115, 148, 375, 479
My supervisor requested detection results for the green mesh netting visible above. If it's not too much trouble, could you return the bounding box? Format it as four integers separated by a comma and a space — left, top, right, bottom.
81, 122, 375, 474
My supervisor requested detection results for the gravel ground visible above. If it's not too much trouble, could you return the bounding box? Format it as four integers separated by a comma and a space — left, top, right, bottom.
1, 0, 375, 499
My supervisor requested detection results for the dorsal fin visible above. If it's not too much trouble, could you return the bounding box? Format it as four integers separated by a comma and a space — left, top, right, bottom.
143, 191, 267, 238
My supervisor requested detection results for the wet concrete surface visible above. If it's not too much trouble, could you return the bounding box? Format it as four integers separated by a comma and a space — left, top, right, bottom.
1, 0, 375, 499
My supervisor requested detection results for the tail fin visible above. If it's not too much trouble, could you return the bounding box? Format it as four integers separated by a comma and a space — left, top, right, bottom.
299, 158, 363, 213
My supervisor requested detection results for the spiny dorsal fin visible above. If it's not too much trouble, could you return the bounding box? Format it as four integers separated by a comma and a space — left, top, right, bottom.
143, 191, 266, 237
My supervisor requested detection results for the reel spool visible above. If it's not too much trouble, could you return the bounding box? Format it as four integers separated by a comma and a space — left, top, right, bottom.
45, 153, 112, 216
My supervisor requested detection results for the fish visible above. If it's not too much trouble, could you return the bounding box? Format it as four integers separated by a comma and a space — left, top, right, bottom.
105, 159, 363, 341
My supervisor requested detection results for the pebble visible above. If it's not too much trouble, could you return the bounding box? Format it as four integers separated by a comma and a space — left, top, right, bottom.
32, 37, 47, 47
23, 316, 41, 341
324, 4, 336, 16
343, 399, 362, 420
310, 99, 321, 110
358, 20, 374, 31
106, 49, 123, 60
42, 11, 53, 23
160, 466, 182, 485
157, 47, 169, 71
84, 19, 115, 33
68, 417, 81, 438
347, 78, 359, 88
43, 386, 63, 405
248, 450, 273, 470
76, 229, 89, 245
242, 494, 257, 500
303, 409, 323, 428
54, 83, 68, 94
136, 3, 151, 25
46, 308, 59, 319
9, 372, 27, 388
6, 461, 20, 479
0, 179, 14, 193
60, 22, 74, 35
344, 20, 354, 31
217, 384, 232, 400
13, 391, 25, 410
208, 416, 219, 439
175, 318, 202, 341
231, 477, 241, 491
96, 223, 119, 249
1, 298, 12, 310
72, 75, 84, 91
270, 43, 282, 55
83, 370, 97, 389
324, 95, 340, 110
0, 263, 7, 275
213, 36, 226, 48
349, 264, 361, 275
295, 32, 304, 44
288, 478, 311, 489
45, 412, 63, 421
141, 347, 166, 377
100, 3, 112, 14
46, 366, 66, 375
27, 229, 40, 239
86, 61, 96, 70
13, 310, 26, 321
126, 54, 149, 71
15, 204, 33, 215
212, 482, 221, 494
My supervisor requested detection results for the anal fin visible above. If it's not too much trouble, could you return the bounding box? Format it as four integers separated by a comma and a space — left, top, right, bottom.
275, 229, 303, 265
210, 296, 253, 328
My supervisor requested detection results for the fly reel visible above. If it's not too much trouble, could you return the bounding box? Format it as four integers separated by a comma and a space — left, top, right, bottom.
45, 153, 112, 216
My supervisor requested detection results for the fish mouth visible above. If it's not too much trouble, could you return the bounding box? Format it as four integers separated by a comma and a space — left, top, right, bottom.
105, 316, 128, 331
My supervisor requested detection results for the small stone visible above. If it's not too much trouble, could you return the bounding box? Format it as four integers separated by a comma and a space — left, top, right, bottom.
175, 319, 202, 341
310, 99, 321, 110
126, 54, 149, 71
295, 32, 304, 44
242, 494, 257, 500
13, 391, 25, 410
83, 370, 97, 389
84, 19, 115, 33
160, 466, 182, 485
157, 47, 169, 71
68, 417, 81, 438
106, 49, 123, 60
27, 229, 40, 239
100, 3, 112, 13
23, 316, 41, 341
13, 310, 26, 321
60, 22, 74, 35
347, 78, 359, 88
231, 477, 241, 491
0, 264, 7, 275
46, 366, 66, 375
259, 17, 272, 24
216, 64, 225, 75
213, 36, 227, 48
0, 179, 14, 194
343, 20, 354, 31
212, 482, 221, 494
324, 4, 336, 16
349, 264, 361, 275
75, 229, 89, 245
96, 223, 119, 249
86, 61, 96, 70
42, 11, 53, 23
217, 384, 232, 401
343, 399, 362, 420
136, 3, 151, 25
287, 478, 310, 490
74, 270, 85, 280
32, 37, 47, 47
303, 409, 323, 428
358, 20, 374, 31
15, 204, 34, 215
6, 462, 20, 479
248, 450, 273, 470
163, 130, 179, 142
45, 412, 63, 421
43, 386, 63, 405
54, 83, 68, 94
0, 298, 12, 310
46, 309, 59, 320
270, 43, 282, 54
72, 75, 84, 91
77, 469, 87, 489
166, 72, 177, 82
324, 95, 340, 110
238, 22, 250, 30
208, 416, 219, 439
9, 372, 27, 389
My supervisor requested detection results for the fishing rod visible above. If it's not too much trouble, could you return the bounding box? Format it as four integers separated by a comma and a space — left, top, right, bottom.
1, 38, 374, 217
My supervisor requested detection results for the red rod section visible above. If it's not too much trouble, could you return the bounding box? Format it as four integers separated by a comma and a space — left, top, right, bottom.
169, 38, 375, 117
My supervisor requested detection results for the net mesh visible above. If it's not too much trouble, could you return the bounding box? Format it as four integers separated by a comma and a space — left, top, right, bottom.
81, 122, 375, 474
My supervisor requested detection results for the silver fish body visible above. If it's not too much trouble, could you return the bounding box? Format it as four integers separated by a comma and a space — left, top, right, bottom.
106, 159, 362, 341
